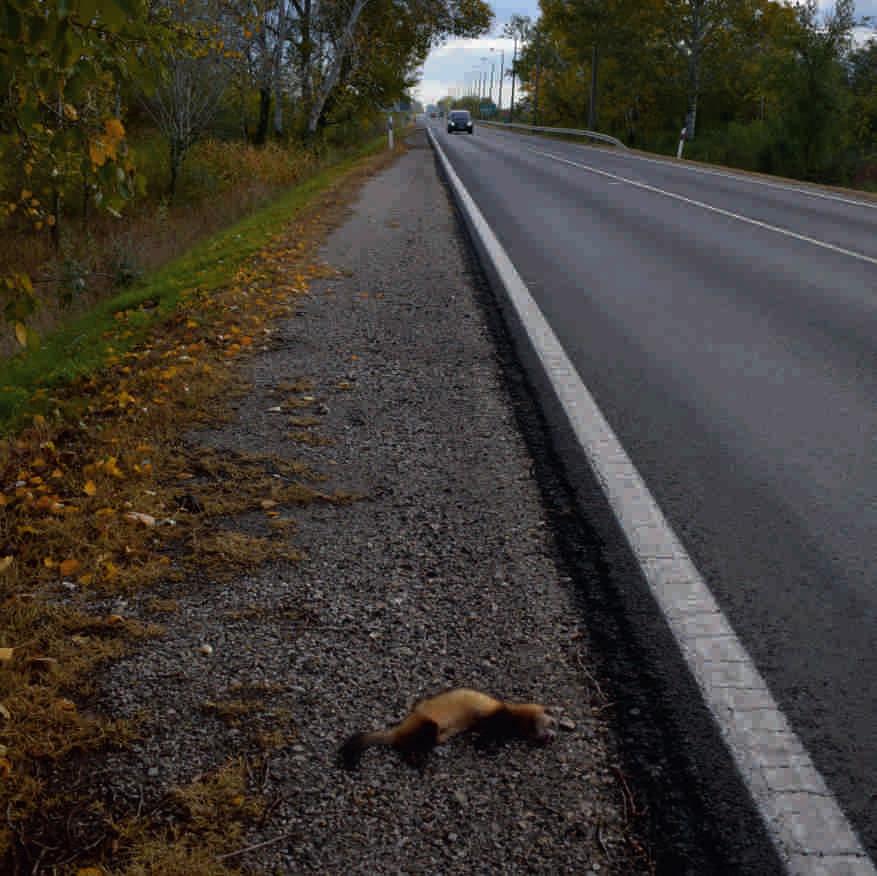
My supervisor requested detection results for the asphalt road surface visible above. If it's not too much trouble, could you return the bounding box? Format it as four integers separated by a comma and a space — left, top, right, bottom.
428, 119, 877, 860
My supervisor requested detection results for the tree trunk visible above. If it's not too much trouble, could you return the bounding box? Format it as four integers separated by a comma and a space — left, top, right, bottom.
255, 87, 272, 145
169, 139, 183, 199
273, 79, 284, 138
509, 38, 517, 122
686, 46, 700, 140
587, 44, 599, 130
300, 0, 313, 115
685, 3, 705, 141
307, 0, 369, 136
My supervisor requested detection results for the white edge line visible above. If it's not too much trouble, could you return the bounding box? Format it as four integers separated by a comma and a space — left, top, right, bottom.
527, 147, 877, 267
481, 122, 877, 211
427, 127, 876, 875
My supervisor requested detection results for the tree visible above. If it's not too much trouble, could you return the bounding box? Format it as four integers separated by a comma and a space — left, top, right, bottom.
771, 0, 856, 179
848, 38, 877, 158
0, 0, 171, 343
143, 55, 227, 197
305, 0, 492, 136
538, 0, 634, 130
503, 14, 532, 121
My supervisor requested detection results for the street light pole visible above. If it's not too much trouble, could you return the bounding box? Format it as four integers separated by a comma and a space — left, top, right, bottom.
491, 48, 505, 113
509, 36, 518, 122
480, 56, 495, 116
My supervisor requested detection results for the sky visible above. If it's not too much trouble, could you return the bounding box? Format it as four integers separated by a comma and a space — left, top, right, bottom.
413, 0, 877, 108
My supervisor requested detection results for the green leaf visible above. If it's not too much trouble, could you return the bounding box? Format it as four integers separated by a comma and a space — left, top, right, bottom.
99, 0, 126, 29
27, 11, 50, 45
3, 5, 21, 40
77, 0, 99, 24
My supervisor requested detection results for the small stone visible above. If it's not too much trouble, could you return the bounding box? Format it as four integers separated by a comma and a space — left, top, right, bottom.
199, 643, 214, 656
559, 718, 576, 731
147, 767, 159, 777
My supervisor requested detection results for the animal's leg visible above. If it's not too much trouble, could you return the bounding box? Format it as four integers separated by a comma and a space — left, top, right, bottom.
395, 717, 439, 767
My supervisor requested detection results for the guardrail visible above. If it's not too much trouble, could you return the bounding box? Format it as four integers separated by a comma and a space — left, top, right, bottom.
476, 120, 626, 150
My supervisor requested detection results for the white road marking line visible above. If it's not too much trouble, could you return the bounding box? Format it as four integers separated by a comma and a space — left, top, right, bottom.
527, 147, 877, 266
427, 128, 876, 875
482, 123, 877, 211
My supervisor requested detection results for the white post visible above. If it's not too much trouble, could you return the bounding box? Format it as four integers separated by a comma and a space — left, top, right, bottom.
676, 127, 686, 159
388, 114, 394, 150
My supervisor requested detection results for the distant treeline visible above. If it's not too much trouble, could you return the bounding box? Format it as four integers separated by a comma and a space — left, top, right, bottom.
458, 1, 876, 187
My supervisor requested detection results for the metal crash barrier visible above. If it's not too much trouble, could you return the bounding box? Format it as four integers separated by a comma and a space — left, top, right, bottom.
477, 120, 626, 150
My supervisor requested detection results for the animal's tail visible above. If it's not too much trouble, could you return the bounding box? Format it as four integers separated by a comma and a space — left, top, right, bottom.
338, 729, 392, 770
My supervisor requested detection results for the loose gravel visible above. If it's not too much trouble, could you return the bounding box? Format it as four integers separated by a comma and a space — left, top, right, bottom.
93, 130, 650, 874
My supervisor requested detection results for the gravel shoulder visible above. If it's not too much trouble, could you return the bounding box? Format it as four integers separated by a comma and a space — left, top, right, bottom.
95, 130, 650, 873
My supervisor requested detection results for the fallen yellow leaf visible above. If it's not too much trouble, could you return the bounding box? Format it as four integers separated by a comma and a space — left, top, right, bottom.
0, 703, 10, 720
83, 480, 97, 496
55, 698, 77, 712
0, 556, 13, 573
59, 558, 80, 577
0, 648, 14, 663
104, 457, 124, 478
14, 322, 27, 347
0, 756, 11, 779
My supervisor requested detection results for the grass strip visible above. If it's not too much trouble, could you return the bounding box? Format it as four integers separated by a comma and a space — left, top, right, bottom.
0, 135, 390, 432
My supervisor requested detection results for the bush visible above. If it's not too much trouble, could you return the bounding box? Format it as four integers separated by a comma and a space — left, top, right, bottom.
685, 121, 777, 173
181, 140, 318, 197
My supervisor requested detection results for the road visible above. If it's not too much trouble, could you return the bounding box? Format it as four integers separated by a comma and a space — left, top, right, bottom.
428, 119, 877, 860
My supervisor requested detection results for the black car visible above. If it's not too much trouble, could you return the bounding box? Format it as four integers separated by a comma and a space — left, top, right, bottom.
447, 110, 473, 134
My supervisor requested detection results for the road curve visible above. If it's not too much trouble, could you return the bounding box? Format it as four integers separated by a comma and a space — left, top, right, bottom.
429, 120, 877, 863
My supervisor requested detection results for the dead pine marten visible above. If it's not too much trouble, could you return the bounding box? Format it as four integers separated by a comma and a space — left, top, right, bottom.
338, 688, 556, 770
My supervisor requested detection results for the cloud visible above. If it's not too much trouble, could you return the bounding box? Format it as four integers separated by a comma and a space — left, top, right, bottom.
414, 36, 520, 105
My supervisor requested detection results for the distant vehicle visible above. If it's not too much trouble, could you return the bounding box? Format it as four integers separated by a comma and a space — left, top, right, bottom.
447, 110, 473, 134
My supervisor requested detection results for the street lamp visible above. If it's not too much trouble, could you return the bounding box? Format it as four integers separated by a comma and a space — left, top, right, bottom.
469, 69, 481, 100
480, 56, 495, 110
491, 47, 505, 114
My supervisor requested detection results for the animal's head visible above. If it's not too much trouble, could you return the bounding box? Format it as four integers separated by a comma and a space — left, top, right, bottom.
515, 704, 557, 744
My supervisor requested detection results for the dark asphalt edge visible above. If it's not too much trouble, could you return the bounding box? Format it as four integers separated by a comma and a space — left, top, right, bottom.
424, 128, 786, 876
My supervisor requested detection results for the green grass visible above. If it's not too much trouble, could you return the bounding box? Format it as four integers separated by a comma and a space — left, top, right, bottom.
0, 135, 390, 433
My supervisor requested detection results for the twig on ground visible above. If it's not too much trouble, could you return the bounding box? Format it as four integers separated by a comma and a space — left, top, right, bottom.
257, 793, 283, 828
596, 820, 609, 856
215, 829, 296, 862
612, 764, 643, 822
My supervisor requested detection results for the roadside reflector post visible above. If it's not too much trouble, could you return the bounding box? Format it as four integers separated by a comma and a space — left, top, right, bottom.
388, 114, 394, 150
677, 126, 687, 159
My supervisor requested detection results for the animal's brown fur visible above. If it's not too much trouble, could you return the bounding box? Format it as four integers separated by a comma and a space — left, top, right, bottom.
338, 688, 555, 769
